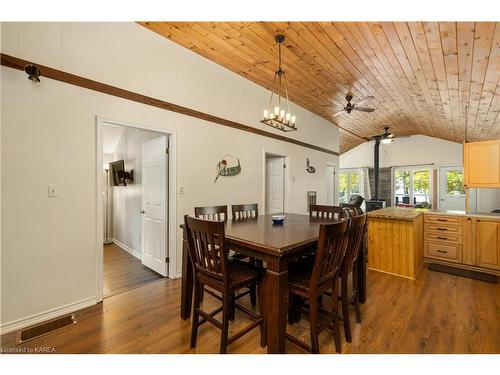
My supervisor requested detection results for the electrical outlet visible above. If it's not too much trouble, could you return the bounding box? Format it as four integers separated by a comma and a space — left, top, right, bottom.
179, 186, 184, 195
48, 184, 58, 197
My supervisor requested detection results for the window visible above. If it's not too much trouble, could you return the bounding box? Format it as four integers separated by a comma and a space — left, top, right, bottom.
339, 169, 361, 204
393, 166, 433, 206
446, 170, 465, 196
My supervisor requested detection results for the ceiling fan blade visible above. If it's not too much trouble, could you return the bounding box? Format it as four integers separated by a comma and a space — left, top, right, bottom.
332, 110, 345, 117
354, 106, 375, 113
357, 95, 375, 105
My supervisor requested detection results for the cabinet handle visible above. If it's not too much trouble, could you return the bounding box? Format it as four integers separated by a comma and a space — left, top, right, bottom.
437, 227, 448, 231
467, 218, 472, 221
477, 219, 481, 222
437, 250, 448, 254
437, 219, 448, 222
437, 236, 448, 240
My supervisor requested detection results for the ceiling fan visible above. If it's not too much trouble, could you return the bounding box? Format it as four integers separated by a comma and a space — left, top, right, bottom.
325, 93, 376, 117
370, 127, 396, 144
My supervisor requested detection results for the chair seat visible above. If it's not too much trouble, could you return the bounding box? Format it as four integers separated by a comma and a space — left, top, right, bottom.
227, 260, 263, 289
288, 260, 314, 291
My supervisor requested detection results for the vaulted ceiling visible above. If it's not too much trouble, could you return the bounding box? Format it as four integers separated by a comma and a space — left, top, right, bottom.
139, 22, 500, 153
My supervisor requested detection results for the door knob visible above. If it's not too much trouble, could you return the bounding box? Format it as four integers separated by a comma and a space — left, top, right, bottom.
140, 209, 145, 214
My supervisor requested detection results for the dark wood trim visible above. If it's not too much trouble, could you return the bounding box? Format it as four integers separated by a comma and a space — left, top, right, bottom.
1, 53, 339, 157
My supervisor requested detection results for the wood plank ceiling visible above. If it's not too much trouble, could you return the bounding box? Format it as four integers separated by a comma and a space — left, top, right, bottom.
139, 22, 500, 153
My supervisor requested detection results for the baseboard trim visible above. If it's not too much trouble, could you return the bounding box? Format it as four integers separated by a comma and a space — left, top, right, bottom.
173, 271, 182, 279
112, 238, 142, 260
0, 297, 97, 335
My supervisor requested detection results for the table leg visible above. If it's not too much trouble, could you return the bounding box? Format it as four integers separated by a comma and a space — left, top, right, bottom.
357, 233, 367, 304
265, 257, 288, 354
180, 228, 194, 320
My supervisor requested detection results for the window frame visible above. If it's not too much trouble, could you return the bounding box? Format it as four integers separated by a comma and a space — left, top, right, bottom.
339, 168, 362, 204
392, 165, 433, 206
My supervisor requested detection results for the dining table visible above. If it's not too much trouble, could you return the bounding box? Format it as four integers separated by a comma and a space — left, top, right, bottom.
180, 213, 367, 354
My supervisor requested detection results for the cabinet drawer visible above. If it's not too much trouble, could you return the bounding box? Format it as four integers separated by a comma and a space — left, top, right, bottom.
425, 223, 463, 235
425, 215, 461, 225
425, 232, 462, 244
425, 241, 462, 262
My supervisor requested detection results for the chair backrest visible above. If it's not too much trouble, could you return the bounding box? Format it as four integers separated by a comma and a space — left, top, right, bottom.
231, 203, 258, 220
184, 215, 228, 283
194, 205, 228, 221
342, 214, 368, 273
310, 220, 350, 289
309, 204, 344, 221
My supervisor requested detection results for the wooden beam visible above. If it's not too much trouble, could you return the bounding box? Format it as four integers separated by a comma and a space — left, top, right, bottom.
1, 53, 341, 156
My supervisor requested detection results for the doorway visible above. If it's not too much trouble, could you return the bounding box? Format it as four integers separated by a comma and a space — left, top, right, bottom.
265, 153, 286, 214
96, 117, 177, 301
439, 166, 466, 211
325, 164, 337, 205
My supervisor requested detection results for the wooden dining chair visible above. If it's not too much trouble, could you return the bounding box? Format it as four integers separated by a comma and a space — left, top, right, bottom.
339, 214, 368, 343
194, 205, 257, 313
184, 215, 266, 353
194, 205, 228, 221
231, 203, 261, 306
286, 220, 350, 354
309, 204, 344, 221
231, 203, 259, 220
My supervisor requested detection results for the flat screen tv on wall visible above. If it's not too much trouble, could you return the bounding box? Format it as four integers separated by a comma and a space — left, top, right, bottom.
109, 160, 126, 186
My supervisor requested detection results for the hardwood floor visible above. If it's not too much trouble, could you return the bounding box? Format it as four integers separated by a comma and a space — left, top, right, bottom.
103, 243, 163, 297
1, 265, 499, 353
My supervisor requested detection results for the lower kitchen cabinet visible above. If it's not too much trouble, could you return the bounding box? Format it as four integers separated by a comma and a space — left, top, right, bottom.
425, 213, 500, 275
475, 218, 500, 270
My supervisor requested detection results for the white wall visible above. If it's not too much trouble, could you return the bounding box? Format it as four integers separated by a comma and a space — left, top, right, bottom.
110, 126, 162, 256
340, 135, 463, 169
0, 22, 339, 330
340, 135, 500, 212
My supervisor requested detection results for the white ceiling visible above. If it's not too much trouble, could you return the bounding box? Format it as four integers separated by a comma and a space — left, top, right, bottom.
102, 124, 125, 154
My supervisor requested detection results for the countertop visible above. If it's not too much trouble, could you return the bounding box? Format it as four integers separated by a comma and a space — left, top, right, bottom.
367, 207, 423, 221
367, 207, 500, 221
424, 209, 500, 219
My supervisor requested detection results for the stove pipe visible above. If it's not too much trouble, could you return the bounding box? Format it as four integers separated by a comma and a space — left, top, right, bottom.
373, 139, 380, 201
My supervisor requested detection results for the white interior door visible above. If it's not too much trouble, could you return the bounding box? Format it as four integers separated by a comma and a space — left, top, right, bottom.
326, 165, 336, 205
439, 166, 466, 211
141, 135, 168, 276
266, 156, 285, 214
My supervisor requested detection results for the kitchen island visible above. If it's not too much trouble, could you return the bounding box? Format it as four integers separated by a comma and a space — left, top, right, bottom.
367, 207, 424, 279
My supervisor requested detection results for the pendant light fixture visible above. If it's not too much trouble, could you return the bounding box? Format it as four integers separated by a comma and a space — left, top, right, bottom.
261, 34, 297, 132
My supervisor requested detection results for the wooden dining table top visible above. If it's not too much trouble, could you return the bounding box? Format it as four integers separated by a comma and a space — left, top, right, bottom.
223, 213, 338, 257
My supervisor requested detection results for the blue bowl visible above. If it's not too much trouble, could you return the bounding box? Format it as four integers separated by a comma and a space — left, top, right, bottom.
272, 215, 285, 225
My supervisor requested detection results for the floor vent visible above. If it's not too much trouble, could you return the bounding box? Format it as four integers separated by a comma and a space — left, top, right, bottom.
17, 314, 76, 344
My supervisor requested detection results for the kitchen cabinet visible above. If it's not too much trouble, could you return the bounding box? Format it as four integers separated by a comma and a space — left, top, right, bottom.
475, 218, 500, 270
424, 213, 500, 275
463, 140, 500, 188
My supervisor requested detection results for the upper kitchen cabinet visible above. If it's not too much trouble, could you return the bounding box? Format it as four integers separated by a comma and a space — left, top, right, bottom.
464, 140, 500, 188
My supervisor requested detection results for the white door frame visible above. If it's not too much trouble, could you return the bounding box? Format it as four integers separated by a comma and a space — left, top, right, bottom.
262, 150, 289, 214
95, 116, 177, 302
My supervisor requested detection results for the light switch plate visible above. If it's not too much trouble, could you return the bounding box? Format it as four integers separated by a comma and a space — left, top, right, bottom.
48, 184, 58, 197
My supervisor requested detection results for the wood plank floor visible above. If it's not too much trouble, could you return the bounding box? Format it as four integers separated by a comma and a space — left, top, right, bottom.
103, 243, 163, 297
1, 265, 499, 353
